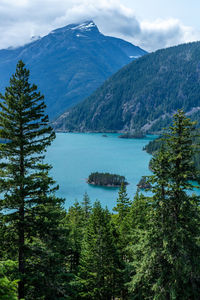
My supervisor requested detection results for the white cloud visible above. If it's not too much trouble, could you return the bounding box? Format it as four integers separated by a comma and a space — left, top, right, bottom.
0, 0, 199, 51
136, 19, 200, 51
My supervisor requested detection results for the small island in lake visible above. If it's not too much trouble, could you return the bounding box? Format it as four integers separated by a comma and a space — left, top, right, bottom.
137, 176, 152, 190
118, 131, 145, 139
87, 172, 128, 187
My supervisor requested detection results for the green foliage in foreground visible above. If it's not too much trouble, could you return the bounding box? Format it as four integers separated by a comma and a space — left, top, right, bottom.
75, 201, 122, 299
113, 182, 131, 219
129, 110, 200, 299
0, 61, 71, 299
1, 63, 200, 300
0, 260, 18, 300
144, 129, 200, 174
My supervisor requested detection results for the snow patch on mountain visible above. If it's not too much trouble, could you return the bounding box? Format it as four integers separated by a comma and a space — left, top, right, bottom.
129, 55, 141, 59
71, 22, 96, 31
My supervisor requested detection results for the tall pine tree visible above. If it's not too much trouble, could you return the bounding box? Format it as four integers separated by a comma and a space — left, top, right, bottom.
113, 182, 131, 220
76, 201, 121, 299
112, 183, 132, 298
66, 201, 85, 275
0, 61, 70, 299
129, 110, 200, 299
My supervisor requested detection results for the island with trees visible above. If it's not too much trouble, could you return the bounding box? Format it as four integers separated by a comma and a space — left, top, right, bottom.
118, 131, 145, 139
137, 176, 152, 190
87, 172, 128, 187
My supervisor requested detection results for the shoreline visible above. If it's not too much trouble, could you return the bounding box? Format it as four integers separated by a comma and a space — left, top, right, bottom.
87, 180, 129, 188
54, 130, 161, 137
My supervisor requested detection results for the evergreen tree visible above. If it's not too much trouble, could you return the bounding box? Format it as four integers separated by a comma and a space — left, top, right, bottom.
66, 201, 85, 274
113, 190, 151, 299
81, 192, 92, 220
112, 183, 132, 299
0, 260, 18, 300
113, 182, 131, 219
129, 110, 200, 299
127, 192, 151, 233
124, 192, 152, 299
76, 201, 121, 299
25, 204, 71, 300
0, 61, 70, 299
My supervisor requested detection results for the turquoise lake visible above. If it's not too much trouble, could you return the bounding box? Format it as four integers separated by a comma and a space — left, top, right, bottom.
46, 133, 156, 210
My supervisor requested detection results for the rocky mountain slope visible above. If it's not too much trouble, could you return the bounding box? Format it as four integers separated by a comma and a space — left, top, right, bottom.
0, 21, 147, 120
54, 41, 200, 132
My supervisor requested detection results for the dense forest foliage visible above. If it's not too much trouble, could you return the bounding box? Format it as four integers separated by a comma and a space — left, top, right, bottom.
144, 129, 200, 174
137, 176, 152, 190
54, 41, 200, 133
118, 131, 145, 139
0, 63, 200, 299
87, 172, 127, 186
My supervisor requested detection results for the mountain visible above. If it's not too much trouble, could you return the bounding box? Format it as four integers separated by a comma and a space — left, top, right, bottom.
0, 21, 147, 120
54, 41, 200, 132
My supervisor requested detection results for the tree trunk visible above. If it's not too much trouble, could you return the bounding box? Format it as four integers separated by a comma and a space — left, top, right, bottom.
18, 205, 25, 299
18, 122, 25, 299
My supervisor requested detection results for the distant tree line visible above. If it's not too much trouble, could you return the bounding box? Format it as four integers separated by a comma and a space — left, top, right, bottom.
118, 131, 145, 139
144, 129, 200, 176
143, 136, 163, 154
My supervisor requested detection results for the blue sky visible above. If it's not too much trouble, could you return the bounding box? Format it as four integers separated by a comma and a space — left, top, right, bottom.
124, 0, 199, 27
0, 0, 199, 51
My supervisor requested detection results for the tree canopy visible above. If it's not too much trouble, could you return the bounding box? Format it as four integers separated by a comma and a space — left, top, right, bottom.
0, 60, 71, 299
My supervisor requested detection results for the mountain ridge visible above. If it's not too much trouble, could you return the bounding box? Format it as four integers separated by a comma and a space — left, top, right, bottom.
53, 41, 200, 133
0, 20, 147, 120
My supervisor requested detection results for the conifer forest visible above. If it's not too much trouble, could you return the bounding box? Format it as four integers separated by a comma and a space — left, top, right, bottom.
0, 62, 200, 299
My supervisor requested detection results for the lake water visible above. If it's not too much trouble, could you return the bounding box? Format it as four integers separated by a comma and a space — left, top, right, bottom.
46, 133, 156, 210
46, 133, 200, 210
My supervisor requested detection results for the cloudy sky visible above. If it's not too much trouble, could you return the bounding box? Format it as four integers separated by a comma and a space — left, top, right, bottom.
0, 0, 199, 52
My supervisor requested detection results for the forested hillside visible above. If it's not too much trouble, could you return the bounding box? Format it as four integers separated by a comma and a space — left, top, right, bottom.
54, 41, 200, 132
144, 128, 200, 174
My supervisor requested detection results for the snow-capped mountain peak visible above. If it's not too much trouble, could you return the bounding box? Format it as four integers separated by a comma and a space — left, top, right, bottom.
71, 21, 96, 31
50, 20, 98, 35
